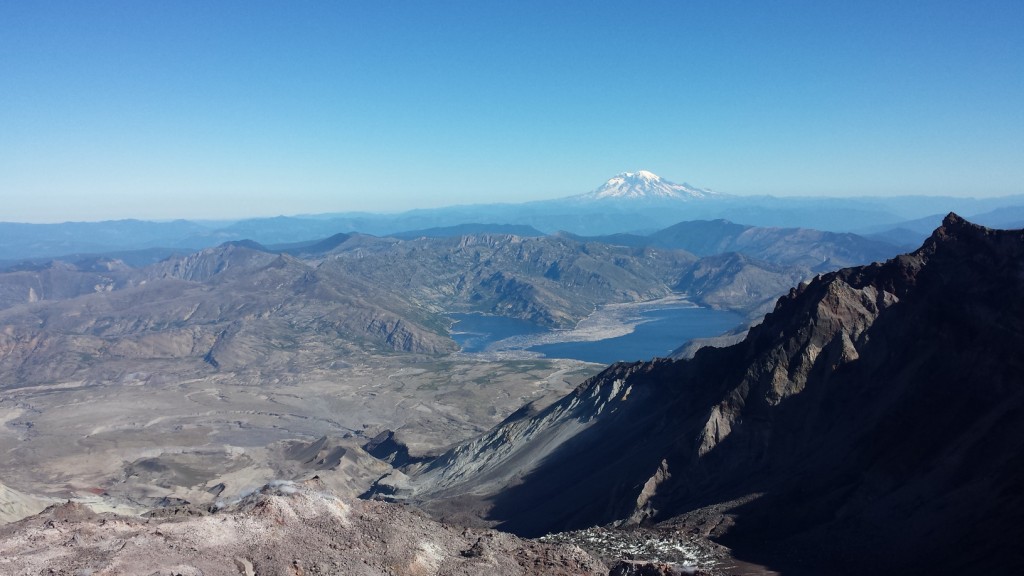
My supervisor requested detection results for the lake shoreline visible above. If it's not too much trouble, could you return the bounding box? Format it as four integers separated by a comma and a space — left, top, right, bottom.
450, 295, 742, 364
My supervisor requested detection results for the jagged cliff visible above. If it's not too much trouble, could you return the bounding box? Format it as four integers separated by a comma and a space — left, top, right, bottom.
398, 214, 1024, 575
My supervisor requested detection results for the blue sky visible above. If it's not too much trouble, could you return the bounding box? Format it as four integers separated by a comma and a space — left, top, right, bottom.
2, 1, 1022, 222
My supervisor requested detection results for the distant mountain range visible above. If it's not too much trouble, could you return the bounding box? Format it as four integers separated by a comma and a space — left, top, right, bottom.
389, 223, 546, 240
0, 217, 908, 386
2, 170, 1021, 263
566, 218, 898, 271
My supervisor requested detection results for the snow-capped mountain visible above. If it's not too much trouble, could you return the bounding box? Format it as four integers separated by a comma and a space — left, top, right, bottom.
575, 170, 717, 201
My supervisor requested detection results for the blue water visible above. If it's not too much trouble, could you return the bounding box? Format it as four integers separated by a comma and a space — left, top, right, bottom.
531, 307, 742, 364
450, 305, 743, 364
450, 313, 548, 353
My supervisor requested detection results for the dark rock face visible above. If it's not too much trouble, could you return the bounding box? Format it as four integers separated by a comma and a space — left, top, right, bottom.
410, 214, 1024, 575
363, 430, 430, 468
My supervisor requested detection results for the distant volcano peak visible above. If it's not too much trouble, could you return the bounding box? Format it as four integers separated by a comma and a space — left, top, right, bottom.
629, 169, 660, 180
578, 170, 717, 201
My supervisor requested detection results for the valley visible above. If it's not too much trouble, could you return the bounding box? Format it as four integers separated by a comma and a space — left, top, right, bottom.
0, 197, 1021, 575
1, 212, 808, 529
0, 350, 596, 520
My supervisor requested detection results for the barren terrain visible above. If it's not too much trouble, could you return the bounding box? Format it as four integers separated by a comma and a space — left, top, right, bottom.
0, 480, 609, 576
0, 352, 597, 521
0, 224, 910, 574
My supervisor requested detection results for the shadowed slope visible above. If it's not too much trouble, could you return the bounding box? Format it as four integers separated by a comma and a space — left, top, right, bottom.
402, 214, 1024, 575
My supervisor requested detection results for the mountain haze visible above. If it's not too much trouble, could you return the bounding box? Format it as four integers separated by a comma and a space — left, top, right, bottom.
4, 171, 1022, 262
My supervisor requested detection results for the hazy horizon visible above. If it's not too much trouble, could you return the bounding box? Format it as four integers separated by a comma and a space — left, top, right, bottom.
5, 181, 1024, 226
3, 2, 1022, 223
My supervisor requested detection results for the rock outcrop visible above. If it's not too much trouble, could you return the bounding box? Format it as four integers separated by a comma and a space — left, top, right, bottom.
0, 480, 606, 575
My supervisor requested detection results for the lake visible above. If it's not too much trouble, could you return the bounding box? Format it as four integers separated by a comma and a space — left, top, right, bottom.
450, 301, 743, 365
449, 313, 548, 353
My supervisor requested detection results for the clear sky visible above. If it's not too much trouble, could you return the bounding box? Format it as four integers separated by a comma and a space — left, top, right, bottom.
2, 1, 1022, 222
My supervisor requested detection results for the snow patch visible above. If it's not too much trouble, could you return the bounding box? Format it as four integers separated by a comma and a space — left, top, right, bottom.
578, 170, 716, 201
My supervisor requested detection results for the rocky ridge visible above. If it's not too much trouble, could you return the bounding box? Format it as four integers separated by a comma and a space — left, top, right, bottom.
0, 480, 607, 576
387, 214, 1024, 575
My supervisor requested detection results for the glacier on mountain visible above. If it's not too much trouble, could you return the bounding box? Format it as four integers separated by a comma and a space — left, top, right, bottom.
576, 170, 717, 201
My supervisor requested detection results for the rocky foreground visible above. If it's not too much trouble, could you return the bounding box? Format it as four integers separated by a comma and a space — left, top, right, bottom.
0, 479, 613, 576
